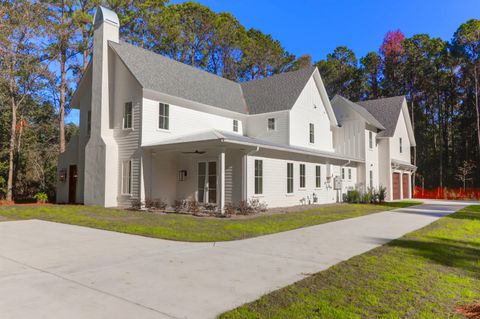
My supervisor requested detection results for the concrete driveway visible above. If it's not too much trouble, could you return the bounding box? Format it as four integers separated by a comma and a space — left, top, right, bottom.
0, 202, 470, 319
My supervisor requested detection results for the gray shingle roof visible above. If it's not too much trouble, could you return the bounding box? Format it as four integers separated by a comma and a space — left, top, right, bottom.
356, 96, 405, 137
331, 95, 385, 130
109, 41, 317, 115
109, 41, 248, 114
240, 66, 316, 114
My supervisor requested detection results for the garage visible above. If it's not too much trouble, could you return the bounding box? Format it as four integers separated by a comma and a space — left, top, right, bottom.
392, 172, 401, 200
402, 174, 410, 199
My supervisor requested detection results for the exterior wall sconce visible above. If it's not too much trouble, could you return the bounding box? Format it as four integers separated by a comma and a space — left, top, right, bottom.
59, 169, 67, 182
178, 170, 187, 181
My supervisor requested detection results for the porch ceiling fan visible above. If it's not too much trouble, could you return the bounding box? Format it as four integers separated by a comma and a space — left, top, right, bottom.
181, 150, 206, 154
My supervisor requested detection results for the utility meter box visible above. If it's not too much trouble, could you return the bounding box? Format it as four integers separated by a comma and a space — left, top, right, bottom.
333, 176, 342, 190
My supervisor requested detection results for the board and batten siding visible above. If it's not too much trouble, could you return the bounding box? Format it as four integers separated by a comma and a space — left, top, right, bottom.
289, 76, 334, 152
246, 155, 355, 208
390, 108, 411, 163
112, 54, 143, 207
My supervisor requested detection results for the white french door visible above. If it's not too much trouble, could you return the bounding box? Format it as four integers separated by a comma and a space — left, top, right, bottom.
197, 161, 217, 204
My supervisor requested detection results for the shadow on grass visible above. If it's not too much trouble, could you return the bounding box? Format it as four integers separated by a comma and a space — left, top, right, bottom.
387, 237, 480, 276
447, 210, 480, 221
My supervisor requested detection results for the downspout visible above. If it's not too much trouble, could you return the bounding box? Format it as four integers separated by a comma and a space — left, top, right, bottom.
243, 146, 259, 202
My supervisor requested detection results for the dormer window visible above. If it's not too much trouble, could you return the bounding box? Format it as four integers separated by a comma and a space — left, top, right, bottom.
268, 118, 275, 131
399, 137, 403, 153
233, 119, 238, 132
123, 102, 132, 129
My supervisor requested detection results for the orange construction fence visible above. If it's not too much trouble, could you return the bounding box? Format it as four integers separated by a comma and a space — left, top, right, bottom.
414, 186, 480, 200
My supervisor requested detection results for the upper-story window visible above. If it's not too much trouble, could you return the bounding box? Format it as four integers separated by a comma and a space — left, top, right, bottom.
87, 111, 91, 136
123, 102, 133, 129
342, 168, 345, 180
268, 118, 275, 131
299, 164, 306, 188
309, 123, 315, 143
159, 103, 170, 130
233, 119, 238, 132
399, 137, 403, 153
369, 131, 373, 149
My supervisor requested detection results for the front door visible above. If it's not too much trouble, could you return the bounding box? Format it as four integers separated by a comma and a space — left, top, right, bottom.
197, 161, 217, 204
68, 165, 77, 204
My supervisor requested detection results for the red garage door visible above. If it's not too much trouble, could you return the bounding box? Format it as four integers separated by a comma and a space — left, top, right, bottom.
403, 174, 410, 199
392, 173, 401, 200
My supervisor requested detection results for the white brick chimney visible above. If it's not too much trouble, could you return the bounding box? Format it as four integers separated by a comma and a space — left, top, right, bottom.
84, 6, 120, 207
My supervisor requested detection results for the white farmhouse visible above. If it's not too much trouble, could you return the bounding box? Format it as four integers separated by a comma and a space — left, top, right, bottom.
56, 7, 416, 209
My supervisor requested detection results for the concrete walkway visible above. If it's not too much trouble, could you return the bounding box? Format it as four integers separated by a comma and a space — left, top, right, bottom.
0, 202, 470, 319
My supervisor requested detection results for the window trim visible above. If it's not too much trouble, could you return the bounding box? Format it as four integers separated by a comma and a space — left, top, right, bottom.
123, 102, 133, 130
254, 159, 263, 195
233, 119, 239, 132
309, 123, 315, 144
287, 162, 294, 194
267, 118, 276, 131
315, 165, 321, 188
299, 163, 306, 189
122, 160, 132, 195
158, 102, 170, 130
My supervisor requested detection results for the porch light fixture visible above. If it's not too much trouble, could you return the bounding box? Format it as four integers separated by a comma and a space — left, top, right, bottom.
59, 169, 67, 182
178, 170, 187, 181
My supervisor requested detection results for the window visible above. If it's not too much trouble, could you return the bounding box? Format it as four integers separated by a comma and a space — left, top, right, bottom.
287, 163, 294, 193
268, 118, 275, 131
399, 137, 403, 153
315, 165, 321, 188
233, 119, 238, 132
369, 170, 373, 188
123, 102, 133, 129
348, 168, 352, 180
299, 164, 306, 188
87, 111, 91, 136
122, 160, 132, 195
342, 168, 345, 180
309, 123, 315, 143
254, 160, 263, 194
369, 131, 373, 149
159, 103, 169, 130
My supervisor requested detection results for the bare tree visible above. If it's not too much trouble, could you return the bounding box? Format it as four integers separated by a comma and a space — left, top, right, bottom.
455, 160, 476, 192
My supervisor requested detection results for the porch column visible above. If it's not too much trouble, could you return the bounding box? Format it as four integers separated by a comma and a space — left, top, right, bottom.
218, 150, 225, 214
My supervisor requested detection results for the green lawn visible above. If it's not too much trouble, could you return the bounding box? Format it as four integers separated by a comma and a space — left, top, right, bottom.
0, 201, 420, 242
220, 205, 480, 319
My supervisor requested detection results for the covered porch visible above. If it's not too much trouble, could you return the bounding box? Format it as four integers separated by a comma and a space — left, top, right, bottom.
391, 159, 417, 200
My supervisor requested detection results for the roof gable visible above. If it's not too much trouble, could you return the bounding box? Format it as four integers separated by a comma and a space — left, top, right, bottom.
331, 95, 385, 130
240, 66, 316, 115
356, 96, 405, 137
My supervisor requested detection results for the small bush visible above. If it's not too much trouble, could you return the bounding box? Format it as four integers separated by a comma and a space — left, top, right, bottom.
378, 186, 387, 203
188, 200, 200, 213
345, 190, 360, 203
34, 192, 48, 204
130, 198, 142, 210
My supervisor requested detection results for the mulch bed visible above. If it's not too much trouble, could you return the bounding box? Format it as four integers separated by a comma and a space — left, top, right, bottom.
457, 303, 480, 319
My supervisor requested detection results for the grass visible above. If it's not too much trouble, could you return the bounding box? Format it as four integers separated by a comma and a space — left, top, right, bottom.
0, 201, 421, 242
220, 205, 480, 319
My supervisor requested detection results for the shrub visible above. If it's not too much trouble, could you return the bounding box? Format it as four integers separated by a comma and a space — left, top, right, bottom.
129, 198, 142, 210
237, 200, 254, 215
345, 190, 360, 203
224, 203, 236, 216
34, 192, 48, 204
378, 186, 387, 203
174, 200, 187, 213
188, 200, 200, 213
249, 198, 267, 212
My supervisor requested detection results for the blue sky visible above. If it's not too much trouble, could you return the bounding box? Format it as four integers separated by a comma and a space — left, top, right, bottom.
172, 0, 480, 61
67, 0, 479, 124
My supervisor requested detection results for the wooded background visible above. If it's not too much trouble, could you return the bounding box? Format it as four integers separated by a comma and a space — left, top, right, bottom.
1, 0, 479, 201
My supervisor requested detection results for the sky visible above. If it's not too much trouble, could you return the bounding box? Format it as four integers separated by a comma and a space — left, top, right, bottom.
171, 0, 480, 61
66, 0, 480, 124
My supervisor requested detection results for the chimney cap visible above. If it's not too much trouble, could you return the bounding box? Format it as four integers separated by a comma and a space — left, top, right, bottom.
93, 6, 119, 28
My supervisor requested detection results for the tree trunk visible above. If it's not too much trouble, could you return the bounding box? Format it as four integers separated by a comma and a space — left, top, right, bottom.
59, 53, 66, 153
7, 95, 17, 202
82, 24, 88, 71
475, 65, 480, 159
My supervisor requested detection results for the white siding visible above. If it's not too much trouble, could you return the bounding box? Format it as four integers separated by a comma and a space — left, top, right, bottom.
245, 111, 289, 144
289, 76, 334, 151
142, 98, 244, 146
390, 109, 412, 162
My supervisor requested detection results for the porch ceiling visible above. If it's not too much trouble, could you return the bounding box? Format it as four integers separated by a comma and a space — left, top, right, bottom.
142, 129, 364, 163
391, 159, 417, 172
